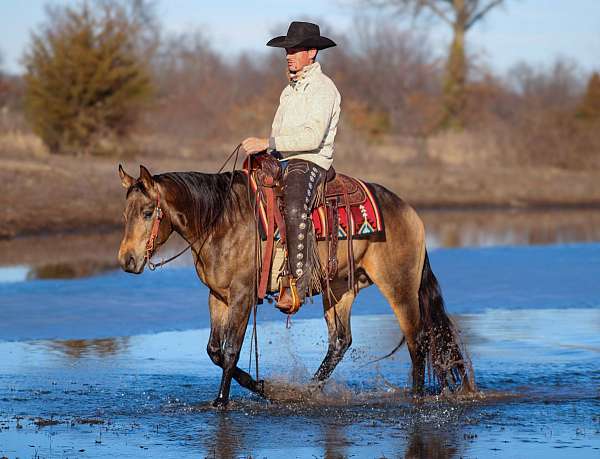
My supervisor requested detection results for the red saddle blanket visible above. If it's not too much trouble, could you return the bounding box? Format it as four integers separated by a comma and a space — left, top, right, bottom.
245, 171, 384, 241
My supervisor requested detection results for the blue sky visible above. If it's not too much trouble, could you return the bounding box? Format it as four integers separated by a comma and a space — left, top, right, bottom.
1, 0, 598, 75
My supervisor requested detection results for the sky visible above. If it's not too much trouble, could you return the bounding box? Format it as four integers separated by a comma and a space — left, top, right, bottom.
1, 0, 599, 75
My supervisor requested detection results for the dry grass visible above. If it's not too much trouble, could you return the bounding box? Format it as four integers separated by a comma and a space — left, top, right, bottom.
0, 130, 49, 158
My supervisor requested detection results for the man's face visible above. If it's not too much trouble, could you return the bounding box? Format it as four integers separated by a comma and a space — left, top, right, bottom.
285, 47, 317, 74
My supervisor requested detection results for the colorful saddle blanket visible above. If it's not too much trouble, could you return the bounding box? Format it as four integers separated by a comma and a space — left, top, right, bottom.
246, 171, 384, 241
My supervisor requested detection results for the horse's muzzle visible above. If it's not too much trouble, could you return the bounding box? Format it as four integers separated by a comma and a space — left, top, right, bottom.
119, 251, 144, 274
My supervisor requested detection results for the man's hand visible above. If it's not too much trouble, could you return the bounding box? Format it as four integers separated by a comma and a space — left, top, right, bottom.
241, 137, 269, 155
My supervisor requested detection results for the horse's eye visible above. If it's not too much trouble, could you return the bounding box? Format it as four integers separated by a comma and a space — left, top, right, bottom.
143, 210, 154, 220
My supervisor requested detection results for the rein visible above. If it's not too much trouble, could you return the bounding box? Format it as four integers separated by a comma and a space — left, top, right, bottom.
144, 144, 242, 271
142, 143, 260, 383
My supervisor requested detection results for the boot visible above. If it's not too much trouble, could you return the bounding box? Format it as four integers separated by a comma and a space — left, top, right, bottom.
276, 277, 301, 314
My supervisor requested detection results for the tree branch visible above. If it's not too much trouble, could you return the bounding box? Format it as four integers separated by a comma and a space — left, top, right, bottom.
466, 0, 503, 30
421, 0, 453, 26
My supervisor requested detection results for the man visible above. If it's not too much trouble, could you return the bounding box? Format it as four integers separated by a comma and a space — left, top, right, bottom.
242, 21, 341, 312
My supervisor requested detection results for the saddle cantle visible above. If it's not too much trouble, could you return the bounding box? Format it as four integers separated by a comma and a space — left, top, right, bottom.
324, 173, 366, 207
242, 153, 384, 305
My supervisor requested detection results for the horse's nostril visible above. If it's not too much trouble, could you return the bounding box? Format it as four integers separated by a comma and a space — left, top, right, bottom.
126, 255, 136, 271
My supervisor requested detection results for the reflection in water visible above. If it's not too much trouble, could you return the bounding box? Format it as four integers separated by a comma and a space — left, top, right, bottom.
204, 412, 246, 459
200, 406, 467, 459
26, 259, 117, 280
323, 421, 349, 459
404, 426, 460, 459
42, 337, 130, 358
421, 208, 600, 248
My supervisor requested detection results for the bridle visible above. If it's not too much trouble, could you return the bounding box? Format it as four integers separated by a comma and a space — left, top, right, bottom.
144, 192, 164, 268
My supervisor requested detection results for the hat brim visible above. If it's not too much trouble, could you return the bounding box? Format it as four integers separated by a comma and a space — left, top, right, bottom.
266, 35, 336, 50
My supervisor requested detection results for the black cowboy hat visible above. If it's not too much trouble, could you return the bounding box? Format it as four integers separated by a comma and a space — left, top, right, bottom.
266, 21, 336, 50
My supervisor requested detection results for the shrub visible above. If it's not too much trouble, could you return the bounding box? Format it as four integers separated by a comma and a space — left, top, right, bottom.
23, 1, 153, 155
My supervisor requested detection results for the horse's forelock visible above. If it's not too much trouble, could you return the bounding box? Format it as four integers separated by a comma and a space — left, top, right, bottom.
125, 181, 150, 199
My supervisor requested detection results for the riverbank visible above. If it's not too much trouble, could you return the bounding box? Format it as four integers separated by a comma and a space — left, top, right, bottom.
2, 145, 600, 239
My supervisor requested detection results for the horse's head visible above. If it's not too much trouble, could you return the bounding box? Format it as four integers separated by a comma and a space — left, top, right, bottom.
117, 164, 173, 274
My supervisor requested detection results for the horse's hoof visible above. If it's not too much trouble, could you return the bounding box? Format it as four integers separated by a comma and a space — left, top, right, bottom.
307, 380, 325, 393
212, 397, 229, 409
256, 380, 266, 397
411, 388, 425, 399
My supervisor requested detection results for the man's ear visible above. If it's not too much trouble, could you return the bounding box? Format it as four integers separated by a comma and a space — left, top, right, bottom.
139, 165, 156, 196
308, 48, 318, 61
118, 164, 135, 189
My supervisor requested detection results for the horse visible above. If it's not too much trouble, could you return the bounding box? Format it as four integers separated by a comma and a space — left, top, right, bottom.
117, 164, 474, 407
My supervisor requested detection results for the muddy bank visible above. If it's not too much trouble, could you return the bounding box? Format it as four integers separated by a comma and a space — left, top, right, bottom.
2, 151, 600, 238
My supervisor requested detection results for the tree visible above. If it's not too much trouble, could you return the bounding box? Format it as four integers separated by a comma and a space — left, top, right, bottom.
364, 0, 505, 129
577, 72, 600, 120
23, 1, 154, 155
0, 51, 7, 109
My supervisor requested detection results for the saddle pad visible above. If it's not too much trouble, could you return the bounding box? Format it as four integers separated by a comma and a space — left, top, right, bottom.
245, 172, 384, 241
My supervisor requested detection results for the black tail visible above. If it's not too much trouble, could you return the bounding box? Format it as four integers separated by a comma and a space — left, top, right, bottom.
418, 251, 474, 392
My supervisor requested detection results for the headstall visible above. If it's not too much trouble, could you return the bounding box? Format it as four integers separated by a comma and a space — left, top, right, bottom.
145, 192, 163, 267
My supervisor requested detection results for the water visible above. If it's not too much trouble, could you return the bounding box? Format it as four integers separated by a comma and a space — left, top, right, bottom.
0, 308, 598, 458
0, 211, 599, 458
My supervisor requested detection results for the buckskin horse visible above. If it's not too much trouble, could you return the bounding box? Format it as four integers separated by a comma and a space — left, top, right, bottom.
117, 163, 474, 407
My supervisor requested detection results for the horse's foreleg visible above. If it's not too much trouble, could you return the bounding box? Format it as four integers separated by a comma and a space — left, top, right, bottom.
312, 288, 355, 384
207, 292, 262, 406
206, 328, 264, 396
211, 290, 254, 407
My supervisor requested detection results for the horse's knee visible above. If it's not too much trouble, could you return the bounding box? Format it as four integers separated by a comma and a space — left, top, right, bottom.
221, 343, 240, 369
207, 343, 222, 367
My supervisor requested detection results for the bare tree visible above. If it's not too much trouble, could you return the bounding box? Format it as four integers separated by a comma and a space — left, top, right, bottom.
0, 51, 6, 111
364, 0, 505, 128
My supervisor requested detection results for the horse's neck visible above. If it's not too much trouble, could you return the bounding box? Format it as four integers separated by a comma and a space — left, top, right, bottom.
167, 178, 252, 262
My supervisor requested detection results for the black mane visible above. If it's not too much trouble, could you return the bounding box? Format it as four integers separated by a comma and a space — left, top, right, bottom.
156, 170, 247, 236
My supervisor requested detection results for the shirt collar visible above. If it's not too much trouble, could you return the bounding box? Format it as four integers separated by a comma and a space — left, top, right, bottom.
289, 62, 321, 90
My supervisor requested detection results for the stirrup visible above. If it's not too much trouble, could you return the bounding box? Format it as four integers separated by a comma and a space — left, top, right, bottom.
275, 277, 302, 315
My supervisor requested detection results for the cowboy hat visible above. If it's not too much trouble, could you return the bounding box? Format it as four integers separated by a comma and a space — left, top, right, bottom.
266, 21, 336, 50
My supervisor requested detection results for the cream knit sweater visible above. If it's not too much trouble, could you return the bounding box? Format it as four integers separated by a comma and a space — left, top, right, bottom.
268, 62, 341, 170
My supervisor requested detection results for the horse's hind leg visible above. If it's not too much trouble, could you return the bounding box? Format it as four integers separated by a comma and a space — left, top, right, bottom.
362, 246, 427, 395
378, 283, 426, 395
312, 284, 355, 385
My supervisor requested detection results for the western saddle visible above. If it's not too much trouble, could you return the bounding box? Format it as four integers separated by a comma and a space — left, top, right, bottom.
245, 153, 366, 314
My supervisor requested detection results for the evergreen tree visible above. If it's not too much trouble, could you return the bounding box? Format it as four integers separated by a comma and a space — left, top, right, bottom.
23, 1, 153, 155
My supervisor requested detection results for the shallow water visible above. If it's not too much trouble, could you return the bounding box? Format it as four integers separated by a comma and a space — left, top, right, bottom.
0, 243, 599, 458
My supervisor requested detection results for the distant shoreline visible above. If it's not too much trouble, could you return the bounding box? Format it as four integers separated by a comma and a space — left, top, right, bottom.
3, 202, 600, 241
3, 149, 600, 240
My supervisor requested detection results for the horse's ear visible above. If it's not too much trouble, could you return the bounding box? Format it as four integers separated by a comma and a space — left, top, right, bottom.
139, 165, 156, 194
118, 164, 135, 189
